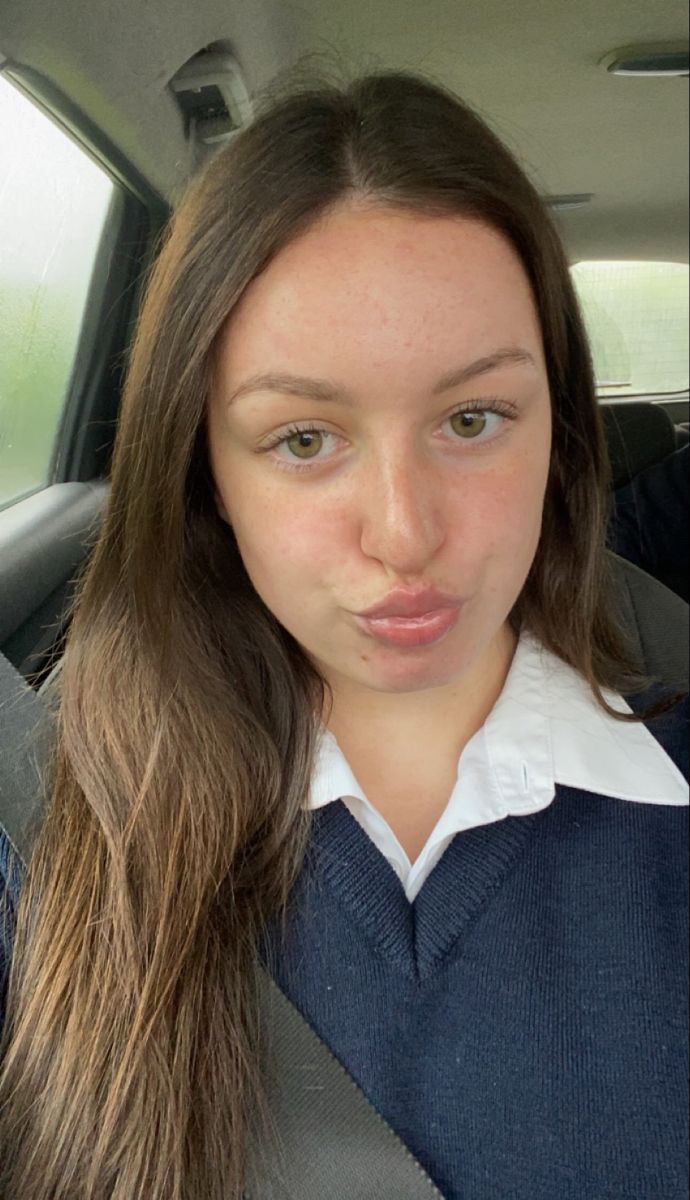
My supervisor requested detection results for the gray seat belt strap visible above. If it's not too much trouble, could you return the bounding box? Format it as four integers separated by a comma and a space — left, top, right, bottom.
0, 651, 444, 1200
0, 652, 53, 865
248, 975, 444, 1198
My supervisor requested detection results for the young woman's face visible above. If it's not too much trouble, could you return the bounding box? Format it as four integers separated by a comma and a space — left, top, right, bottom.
208, 207, 552, 698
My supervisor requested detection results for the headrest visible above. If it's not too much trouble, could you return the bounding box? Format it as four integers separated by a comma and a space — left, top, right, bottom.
601, 402, 678, 489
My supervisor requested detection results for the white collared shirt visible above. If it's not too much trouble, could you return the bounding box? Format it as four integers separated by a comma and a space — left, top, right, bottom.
307, 632, 688, 902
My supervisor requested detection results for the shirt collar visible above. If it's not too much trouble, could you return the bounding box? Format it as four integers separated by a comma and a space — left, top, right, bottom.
308, 630, 688, 820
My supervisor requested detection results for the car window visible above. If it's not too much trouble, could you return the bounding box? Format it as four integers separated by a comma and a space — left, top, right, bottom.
0, 74, 115, 509
571, 260, 689, 399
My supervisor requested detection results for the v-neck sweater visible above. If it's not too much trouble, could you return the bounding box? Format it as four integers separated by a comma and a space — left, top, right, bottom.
1, 694, 688, 1198
259, 693, 689, 1199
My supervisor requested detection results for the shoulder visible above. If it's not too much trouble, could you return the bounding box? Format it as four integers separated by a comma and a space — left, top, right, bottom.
548, 687, 688, 889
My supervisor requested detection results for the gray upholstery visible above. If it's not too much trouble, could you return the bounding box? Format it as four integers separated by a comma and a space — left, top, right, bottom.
0, 651, 56, 863
0, 481, 108, 677
608, 553, 689, 692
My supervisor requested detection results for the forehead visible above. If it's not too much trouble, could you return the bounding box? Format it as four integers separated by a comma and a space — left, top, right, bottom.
217, 206, 544, 382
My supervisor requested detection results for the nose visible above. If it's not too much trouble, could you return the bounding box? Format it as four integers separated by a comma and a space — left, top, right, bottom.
358, 443, 446, 575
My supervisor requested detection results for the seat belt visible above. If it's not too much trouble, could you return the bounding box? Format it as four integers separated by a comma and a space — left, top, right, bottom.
0, 650, 444, 1200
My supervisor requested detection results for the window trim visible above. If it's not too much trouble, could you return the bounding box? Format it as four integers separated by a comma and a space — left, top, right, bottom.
598, 388, 690, 402
51, 186, 153, 485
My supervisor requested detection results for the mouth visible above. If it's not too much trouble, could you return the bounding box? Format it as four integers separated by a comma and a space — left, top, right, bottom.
352, 605, 462, 648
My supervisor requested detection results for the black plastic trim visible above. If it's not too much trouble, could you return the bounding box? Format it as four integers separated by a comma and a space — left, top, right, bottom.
52, 188, 153, 484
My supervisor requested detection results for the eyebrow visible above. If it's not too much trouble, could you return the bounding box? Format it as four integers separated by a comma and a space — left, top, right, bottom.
225, 347, 537, 408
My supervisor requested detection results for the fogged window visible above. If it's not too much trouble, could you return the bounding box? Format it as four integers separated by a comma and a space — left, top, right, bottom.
572, 261, 689, 399
0, 74, 115, 508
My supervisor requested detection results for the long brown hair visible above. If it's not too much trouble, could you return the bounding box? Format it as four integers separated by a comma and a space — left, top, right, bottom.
0, 69, 661, 1198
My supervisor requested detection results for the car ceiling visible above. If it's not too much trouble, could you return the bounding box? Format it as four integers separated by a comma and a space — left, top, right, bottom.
0, 0, 688, 263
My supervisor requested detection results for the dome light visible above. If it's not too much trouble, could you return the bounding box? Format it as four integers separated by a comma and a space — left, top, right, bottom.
601, 43, 689, 78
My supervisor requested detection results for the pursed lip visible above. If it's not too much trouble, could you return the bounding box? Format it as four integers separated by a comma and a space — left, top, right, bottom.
356, 587, 462, 620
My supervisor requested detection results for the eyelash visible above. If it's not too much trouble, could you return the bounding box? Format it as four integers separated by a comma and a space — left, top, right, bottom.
259, 398, 519, 473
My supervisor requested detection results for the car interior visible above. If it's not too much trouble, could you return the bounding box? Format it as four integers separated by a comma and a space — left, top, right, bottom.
0, 0, 688, 687
0, 9, 688, 1196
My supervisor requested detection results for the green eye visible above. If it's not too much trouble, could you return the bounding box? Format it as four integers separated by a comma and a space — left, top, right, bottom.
449, 411, 488, 439
285, 430, 324, 458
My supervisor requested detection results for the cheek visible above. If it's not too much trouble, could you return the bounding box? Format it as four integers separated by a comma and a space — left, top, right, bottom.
228, 488, 334, 604
460, 453, 548, 574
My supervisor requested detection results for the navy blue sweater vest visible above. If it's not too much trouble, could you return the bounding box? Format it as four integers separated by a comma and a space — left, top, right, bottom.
259, 697, 689, 1199
1, 697, 688, 1198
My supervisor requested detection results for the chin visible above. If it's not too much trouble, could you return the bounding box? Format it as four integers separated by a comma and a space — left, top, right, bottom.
356, 640, 481, 693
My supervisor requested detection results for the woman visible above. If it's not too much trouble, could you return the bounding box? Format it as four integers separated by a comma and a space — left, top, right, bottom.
0, 71, 687, 1200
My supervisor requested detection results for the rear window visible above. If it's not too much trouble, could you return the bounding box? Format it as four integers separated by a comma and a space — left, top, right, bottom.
571, 261, 689, 399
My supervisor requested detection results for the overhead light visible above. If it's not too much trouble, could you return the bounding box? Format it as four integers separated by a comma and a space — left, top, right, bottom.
546, 194, 594, 212
601, 43, 689, 77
